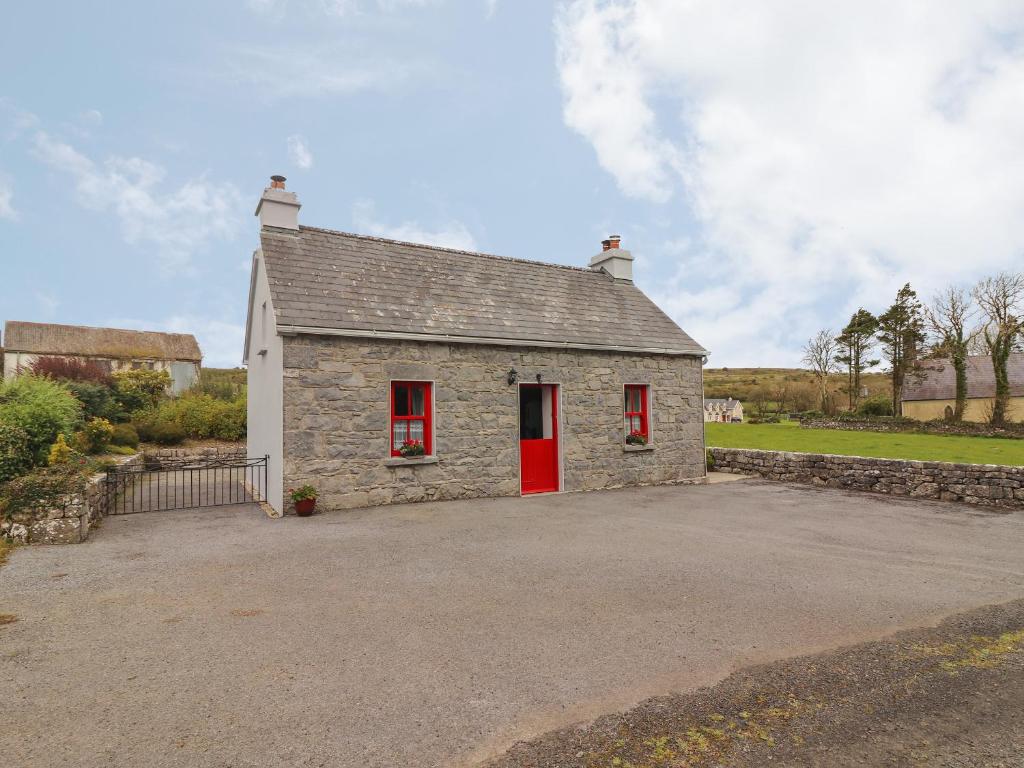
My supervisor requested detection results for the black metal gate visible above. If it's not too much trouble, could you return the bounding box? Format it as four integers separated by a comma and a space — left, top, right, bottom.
105, 456, 268, 514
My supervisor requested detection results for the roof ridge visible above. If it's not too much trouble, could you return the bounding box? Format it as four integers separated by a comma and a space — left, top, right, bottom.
288, 225, 603, 276
5, 320, 196, 339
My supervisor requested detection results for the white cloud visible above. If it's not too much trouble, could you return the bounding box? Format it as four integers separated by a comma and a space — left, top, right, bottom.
287, 134, 314, 170
33, 291, 60, 315
222, 43, 414, 100
556, 1, 1024, 365
484, 0, 498, 18
352, 199, 477, 251
31, 132, 242, 274
0, 174, 17, 221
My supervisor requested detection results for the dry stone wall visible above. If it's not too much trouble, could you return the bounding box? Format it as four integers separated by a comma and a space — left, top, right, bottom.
710, 447, 1024, 510
282, 336, 706, 512
1, 453, 143, 545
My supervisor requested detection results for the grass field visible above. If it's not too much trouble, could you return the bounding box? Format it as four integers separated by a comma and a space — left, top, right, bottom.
706, 420, 1024, 466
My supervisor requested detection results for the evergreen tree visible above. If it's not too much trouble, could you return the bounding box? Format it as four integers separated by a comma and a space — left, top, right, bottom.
877, 284, 926, 416
834, 309, 879, 411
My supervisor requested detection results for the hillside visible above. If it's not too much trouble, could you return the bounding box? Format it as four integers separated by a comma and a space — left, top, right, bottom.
703, 367, 890, 412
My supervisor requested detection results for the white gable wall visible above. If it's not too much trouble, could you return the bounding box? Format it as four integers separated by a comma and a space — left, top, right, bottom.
245, 251, 284, 514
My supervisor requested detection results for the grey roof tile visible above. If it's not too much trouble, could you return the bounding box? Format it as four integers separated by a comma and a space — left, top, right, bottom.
259, 226, 705, 355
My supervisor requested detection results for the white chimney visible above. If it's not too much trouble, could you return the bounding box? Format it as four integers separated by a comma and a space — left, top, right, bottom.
255, 175, 300, 230
589, 234, 634, 281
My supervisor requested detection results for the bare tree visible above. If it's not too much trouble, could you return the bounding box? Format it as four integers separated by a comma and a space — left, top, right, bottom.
802, 329, 839, 413
973, 272, 1024, 425
926, 285, 977, 421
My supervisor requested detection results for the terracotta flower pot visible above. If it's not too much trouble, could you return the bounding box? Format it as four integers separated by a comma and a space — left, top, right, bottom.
294, 498, 316, 517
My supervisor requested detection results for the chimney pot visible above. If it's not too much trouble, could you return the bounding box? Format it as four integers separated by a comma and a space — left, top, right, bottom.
601, 239, 611, 252
608, 234, 621, 249
270, 175, 287, 189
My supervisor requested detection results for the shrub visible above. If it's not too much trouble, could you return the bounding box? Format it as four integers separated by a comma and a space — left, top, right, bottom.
67, 380, 122, 422
147, 392, 246, 441
47, 434, 73, 465
0, 464, 88, 521
0, 376, 83, 465
112, 369, 171, 412
110, 423, 139, 448
28, 356, 112, 385
856, 396, 894, 417
106, 444, 137, 456
0, 421, 32, 484
706, 449, 716, 471
82, 417, 114, 453
152, 421, 187, 446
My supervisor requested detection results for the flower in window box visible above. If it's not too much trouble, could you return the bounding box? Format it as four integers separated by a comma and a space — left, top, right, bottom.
625, 430, 647, 446
398, 439, 426, 458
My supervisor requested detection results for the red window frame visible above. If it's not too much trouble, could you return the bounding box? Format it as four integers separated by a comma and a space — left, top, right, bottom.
390, 381, 433, 457
624, 384, 649, 440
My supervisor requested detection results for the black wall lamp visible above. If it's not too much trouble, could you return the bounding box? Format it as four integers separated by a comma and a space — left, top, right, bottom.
507, 368, 518, 386
536, 373, 543, 383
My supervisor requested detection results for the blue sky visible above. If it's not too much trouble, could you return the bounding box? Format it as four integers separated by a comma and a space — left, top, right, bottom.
2, 1, 1024, 367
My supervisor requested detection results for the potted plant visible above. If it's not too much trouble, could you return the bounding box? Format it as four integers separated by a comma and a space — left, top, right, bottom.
625, 430, 648, 446
289, 485, 318, 516
398, 439, 426, 458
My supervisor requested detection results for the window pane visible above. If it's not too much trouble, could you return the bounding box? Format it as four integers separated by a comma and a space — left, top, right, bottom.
411, 385, 425, 416
631, 415, 642, 433
626, 387, 641, 412
408, 420, 425, 444
520, 387, 543, 439
394, 385, 409, 416
392, 422, 406, 450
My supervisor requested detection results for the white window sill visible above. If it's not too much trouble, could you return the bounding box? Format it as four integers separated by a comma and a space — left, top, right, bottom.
384, 456, 439, 467
624, 444, 655, 452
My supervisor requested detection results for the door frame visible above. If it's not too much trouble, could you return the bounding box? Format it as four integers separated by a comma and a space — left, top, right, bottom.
516, 382, 563, 496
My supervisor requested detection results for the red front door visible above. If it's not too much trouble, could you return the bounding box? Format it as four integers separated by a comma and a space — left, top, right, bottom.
519, 384, 559, 494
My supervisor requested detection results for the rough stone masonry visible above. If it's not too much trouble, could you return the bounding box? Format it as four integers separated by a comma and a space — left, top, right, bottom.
710, 447, 1024, 510
281, 335, 706, 512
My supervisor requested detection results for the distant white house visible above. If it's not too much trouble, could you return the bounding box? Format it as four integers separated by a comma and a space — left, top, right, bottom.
2, 321, 202, 394
704, 397, 743, 423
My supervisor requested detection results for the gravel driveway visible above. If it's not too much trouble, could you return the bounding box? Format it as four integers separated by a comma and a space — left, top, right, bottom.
2, 480, 1024, 767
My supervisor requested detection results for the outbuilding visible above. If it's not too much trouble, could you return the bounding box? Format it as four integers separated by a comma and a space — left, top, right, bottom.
244, 177, 708, 515
2, 321, 201, 394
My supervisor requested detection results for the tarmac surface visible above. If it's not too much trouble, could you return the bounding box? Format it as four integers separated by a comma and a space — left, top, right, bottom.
2, 479, 1023, 767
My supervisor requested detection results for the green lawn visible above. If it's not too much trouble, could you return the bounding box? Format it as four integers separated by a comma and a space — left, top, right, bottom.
706, 420, 1024, 466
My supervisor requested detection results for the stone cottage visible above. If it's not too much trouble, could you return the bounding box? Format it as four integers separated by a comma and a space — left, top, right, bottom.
2, 321, 201, 394
244, 177, 708, 515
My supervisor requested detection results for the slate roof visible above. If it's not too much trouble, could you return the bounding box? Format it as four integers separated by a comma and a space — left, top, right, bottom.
902, 353, 1024, 401
3, 321, 201, 362
258, 226, 705, 355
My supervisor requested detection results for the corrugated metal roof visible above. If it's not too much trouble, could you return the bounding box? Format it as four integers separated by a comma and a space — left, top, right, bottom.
3, 321, 202, 362
259, 226, 706, 355
902, 353, 1024, 401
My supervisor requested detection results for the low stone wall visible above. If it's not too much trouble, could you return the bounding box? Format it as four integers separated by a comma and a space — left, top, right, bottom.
800, 417, 1024, 439
709, 447, 1024, 510
1, 453, 143, 545
143, 444, 246, 467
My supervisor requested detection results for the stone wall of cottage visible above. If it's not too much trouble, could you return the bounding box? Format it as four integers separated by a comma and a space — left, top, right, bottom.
281, 336, 706, 511
709, 447, 1024, 510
